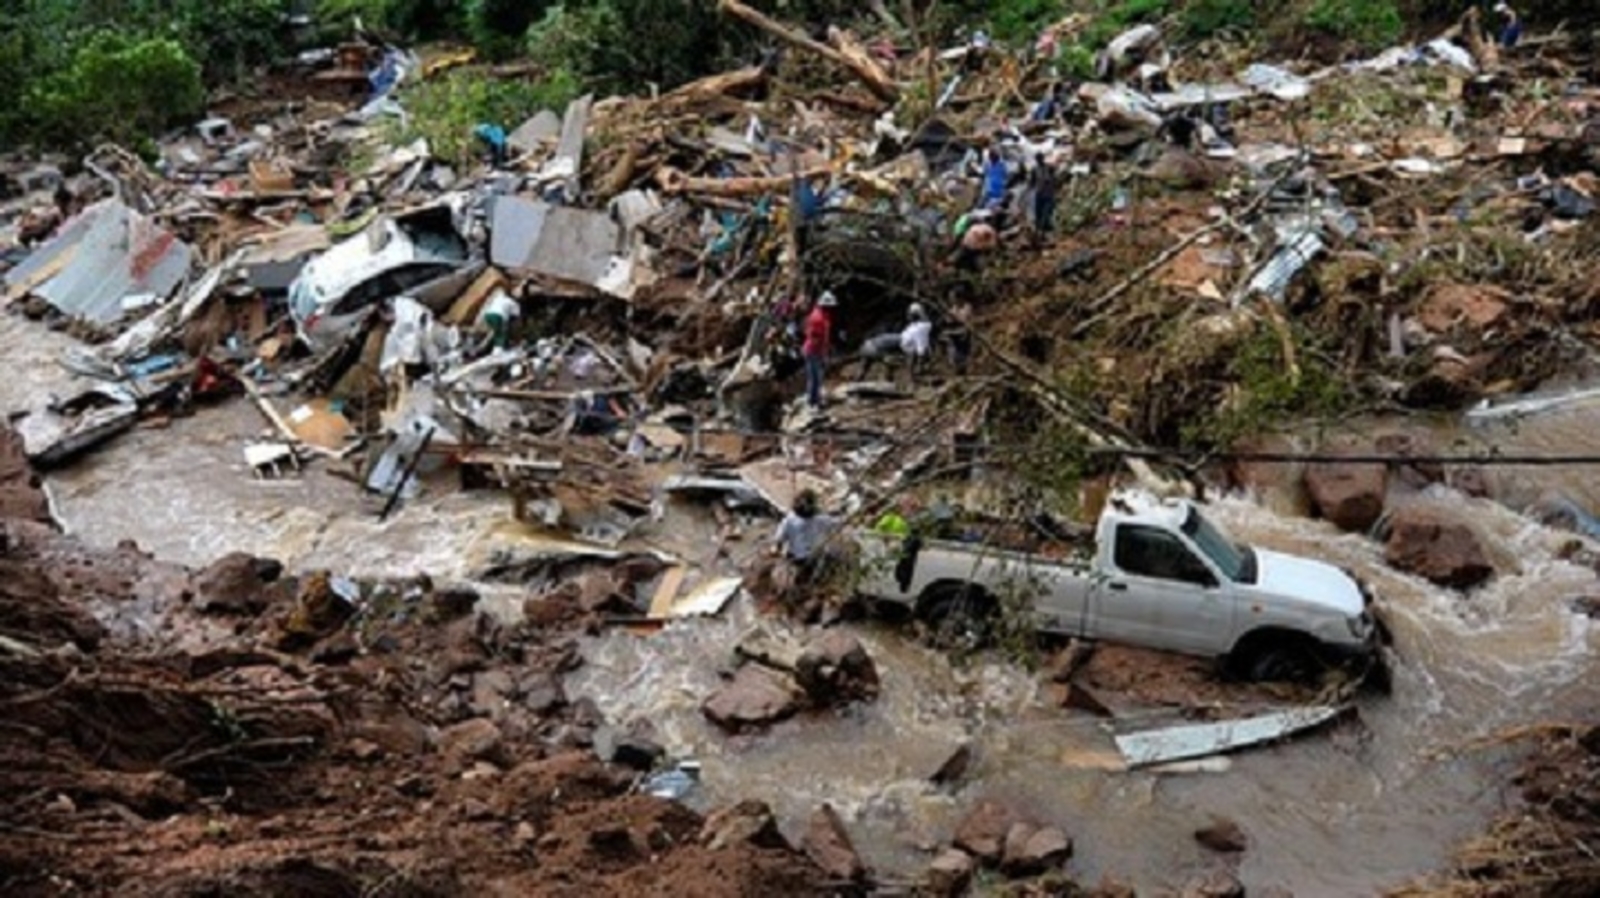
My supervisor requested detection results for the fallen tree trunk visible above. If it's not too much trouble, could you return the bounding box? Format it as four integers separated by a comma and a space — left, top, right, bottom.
658, 65, 767, 108
718, 0, 900, 104
655, 165, 831, 198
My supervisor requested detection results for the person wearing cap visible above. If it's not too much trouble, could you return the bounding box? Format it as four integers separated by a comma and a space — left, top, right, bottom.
858, 303, 933, 382
1493, 2, 1521, 48
802, 291, 836, 409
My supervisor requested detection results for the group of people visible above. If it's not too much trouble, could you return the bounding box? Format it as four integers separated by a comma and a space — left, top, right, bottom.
774, 289, 974, 411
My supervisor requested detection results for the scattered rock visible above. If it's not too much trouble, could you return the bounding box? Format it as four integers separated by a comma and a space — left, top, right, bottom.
427, 585, 480, 622
1194, 816, 1248, 853
1374, 432, 1444, 491
701, 665, 803, 732
793, 629, 880, 707
438, 718, 506, 768
930, 743, 975, 787
1001, 822, 1072, 875
190, 552, 286, 615
700, 800, 788, 851
1384, 504, 1495, 588
595, 721, 666, 772
953, 799, 1023, 863
801, 803, 867, 883
1182, 867, 1246, 898
1304, 456, 1386, 532
924, 848, 977, 897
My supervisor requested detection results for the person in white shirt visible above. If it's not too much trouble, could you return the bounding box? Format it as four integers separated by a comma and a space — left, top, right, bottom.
859, 303, 934, 381
476, 289, 522, 350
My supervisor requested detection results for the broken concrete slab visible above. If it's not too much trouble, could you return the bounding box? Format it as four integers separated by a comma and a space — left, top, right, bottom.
489, 195, 619, 289
508, 109, 562, 156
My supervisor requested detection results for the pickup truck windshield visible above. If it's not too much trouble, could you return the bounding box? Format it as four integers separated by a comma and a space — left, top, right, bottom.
1180, 508, 1247, 582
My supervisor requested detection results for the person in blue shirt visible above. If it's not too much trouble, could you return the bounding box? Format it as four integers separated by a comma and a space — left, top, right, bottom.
1494, 2, 1522, 48
982, 147, 1008, 210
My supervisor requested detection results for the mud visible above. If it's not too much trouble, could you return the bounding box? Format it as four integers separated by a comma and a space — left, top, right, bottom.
0, 432, 831, 897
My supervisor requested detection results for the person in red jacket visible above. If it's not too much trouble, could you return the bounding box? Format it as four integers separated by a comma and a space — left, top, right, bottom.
802, 290, 837, 409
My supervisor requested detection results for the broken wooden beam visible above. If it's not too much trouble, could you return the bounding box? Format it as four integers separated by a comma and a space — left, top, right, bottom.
718, 0, 899, 104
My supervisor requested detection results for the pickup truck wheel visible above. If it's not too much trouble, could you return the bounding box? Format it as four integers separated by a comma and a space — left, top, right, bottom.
1245, 643, 1319, 683
918, 584, 995, 650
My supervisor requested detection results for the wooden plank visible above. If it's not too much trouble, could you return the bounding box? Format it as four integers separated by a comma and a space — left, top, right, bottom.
646, 566, 688, 620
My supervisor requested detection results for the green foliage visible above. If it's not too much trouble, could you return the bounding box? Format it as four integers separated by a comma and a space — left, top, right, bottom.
467, 0, 553, 60
25, 32, 204, 149
395, 67, 579, 166
1305, 0, 1403, 50
1181, 320, 1354, 449
525, 0, 730, 96
1180, 0, 1256, 39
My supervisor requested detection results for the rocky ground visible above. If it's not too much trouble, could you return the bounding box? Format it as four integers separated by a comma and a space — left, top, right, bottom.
0, 426, 839, 897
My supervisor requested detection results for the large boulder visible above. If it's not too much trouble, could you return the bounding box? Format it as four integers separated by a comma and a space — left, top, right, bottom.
1384, 505, 1494, 589
952, 800, 1024, 863
191, 552, 286, 615
1001, 822, 1072, 876
801, 803, 867, 883
793, 630, 880, 707
0, 426, 53, 525
1304, 457, 1386, 532
701, 665, 803, 732
700, 800, 789, 851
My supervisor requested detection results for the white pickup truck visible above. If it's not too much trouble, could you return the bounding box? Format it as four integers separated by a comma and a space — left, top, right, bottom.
856, 492, 1380, 680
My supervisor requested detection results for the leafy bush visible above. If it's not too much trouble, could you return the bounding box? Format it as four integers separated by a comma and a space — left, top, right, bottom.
466, 0, 554, 60
1305, 0, 1403, 51
1180, 0, 1256, 39
395, 67, 579, 166
25, 33, 205, 150
525, 0, 731, 96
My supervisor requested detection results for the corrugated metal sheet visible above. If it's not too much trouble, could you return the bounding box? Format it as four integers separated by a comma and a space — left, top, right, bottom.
4, 199, 192, 325
1115, 705, 1347, 768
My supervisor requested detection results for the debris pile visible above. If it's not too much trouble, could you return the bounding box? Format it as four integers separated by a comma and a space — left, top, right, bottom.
1, 4, 1599, 892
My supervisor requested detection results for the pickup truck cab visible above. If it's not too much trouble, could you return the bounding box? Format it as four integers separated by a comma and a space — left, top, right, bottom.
856, 492, 1379, 680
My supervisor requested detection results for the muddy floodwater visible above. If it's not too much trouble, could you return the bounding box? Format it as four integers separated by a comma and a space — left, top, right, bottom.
5, 309, 1600, 893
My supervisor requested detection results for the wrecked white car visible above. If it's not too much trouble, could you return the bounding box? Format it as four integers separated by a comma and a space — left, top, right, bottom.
857, 492, 1380, 680
288, 203, 480, 351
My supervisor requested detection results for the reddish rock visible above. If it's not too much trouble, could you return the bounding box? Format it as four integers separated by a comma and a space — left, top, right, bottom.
1194, 816, 1248, 853
1001, 822, 1072, 875
0, 426, 53, 525
801, 803, 867, 883
925, 848, 977, 897
1374, 432, 1444, 491
700, 800, 789, 851
701, 665, 803, 732
793, 629, 880, 706
1304, 457, 1387, 532
1385, 505, 1495, 589
190, 552, 286, 615
438, 718, 506, 768
952, 799, 1024, 862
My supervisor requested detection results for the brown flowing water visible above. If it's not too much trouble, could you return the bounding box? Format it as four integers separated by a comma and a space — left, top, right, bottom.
5, 310, 1599, 894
